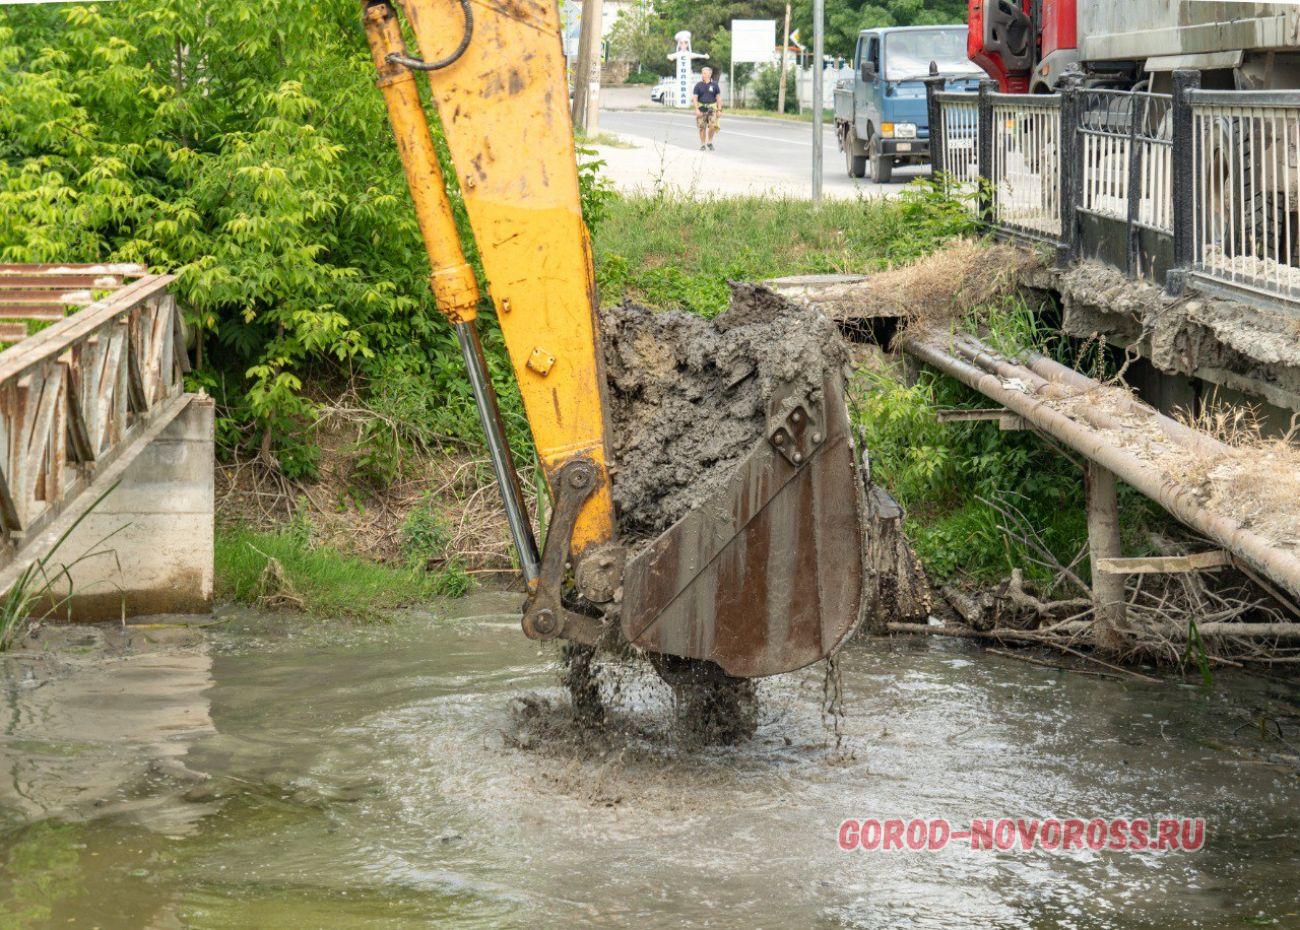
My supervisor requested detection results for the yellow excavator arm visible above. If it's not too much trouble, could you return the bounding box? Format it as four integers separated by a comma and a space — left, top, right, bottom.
361, 0, 868, 685
362, 0, 615, 560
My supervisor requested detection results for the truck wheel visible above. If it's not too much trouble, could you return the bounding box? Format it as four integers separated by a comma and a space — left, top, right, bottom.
844, 130, 867, 179
870, 152, 893, 184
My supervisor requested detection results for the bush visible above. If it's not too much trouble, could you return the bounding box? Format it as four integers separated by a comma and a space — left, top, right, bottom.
751, 65, 797, 114
0, 2, 608, 475
400, 495, 454, 567
624, 70, 661, 85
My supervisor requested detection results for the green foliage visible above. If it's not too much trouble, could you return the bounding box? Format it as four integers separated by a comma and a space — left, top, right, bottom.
850, 309, 1165, 588
792, 0, 969, 60
607, 3, 673, 75
642, 0, 965, 68
577, 147, 616, 239
0, 1, 547, 470
215, 525, 471, 618
751, 66, 798, 114
895, 175, 981, 242
850, 365, 1087, 584
400, 495, 454, 567
595, 187, 973, 316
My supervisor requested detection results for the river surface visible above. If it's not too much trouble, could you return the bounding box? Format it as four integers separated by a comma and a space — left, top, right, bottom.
1, 592, 1298, 929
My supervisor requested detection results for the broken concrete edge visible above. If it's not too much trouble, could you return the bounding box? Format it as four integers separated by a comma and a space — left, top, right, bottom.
770, 251, 1300, 423
1052, 262, 1300, 418
20, 394, 214, 623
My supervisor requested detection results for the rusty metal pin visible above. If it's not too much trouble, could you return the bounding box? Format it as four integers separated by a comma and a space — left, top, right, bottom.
533, 608, 557, 635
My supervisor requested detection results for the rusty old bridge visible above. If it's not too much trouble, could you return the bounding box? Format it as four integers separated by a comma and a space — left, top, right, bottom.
0, 264, 211, 621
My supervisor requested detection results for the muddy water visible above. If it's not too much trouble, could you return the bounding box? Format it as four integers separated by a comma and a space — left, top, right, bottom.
1, 594, 1298, 929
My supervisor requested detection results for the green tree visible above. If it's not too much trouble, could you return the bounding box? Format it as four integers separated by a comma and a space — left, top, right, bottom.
0, 0, 574, 474
791, 0, 967, 60
653, 0, 787, 70
607, 2, 673, 76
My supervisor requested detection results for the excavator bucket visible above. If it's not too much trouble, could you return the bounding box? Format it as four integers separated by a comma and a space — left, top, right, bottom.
619, 366, 866, 679
360, 0, 868, 687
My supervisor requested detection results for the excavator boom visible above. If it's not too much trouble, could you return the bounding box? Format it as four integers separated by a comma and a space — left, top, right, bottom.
360, 0, 868, 683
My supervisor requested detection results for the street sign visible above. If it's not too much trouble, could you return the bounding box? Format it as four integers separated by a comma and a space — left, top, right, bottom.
731, 19, 777, 64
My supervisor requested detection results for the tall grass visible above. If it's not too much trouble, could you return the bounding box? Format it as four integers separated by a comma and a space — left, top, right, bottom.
593, 183, 975, 316
0, 485, 124, 650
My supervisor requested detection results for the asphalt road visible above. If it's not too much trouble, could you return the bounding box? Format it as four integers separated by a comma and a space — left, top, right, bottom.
598, 107, 927, 198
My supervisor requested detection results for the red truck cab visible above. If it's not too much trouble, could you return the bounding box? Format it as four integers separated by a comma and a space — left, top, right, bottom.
968, 0, 1078, 93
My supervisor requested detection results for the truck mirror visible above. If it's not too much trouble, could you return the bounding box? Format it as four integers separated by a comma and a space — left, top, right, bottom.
861, 61, 876, 82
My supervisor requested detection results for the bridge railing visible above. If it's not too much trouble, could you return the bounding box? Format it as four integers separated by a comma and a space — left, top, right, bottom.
933, 91, 980, 208
926, 73, 1300, 309
989, 92, 1063, 240
1077, 90, 1174, 234
1189, 90, 1300, 303
0, 268, 189, 570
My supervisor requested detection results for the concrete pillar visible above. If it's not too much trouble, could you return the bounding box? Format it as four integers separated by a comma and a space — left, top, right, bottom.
50, 395, 214, 620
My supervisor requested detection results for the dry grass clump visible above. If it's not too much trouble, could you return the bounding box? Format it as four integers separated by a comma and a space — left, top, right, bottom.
888, 238, 1041, 326
768, 238, 1041, 329
1169, 401, 1300, 551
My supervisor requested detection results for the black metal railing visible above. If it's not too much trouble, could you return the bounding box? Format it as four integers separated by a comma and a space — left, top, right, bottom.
926, 71, 1300, 308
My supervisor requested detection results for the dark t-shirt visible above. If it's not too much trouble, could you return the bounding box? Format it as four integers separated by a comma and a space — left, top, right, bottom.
693, 81, 721, 105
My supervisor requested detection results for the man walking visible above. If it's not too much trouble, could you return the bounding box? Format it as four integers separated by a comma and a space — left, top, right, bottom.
692, 67, 722, 150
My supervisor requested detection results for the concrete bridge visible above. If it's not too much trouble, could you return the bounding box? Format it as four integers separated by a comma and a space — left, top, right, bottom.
0, 264, 211, 621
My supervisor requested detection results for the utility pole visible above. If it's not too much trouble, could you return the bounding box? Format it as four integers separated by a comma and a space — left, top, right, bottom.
777, 3, 791, 116
572, 0, 603, 132
811, 0, 824, 205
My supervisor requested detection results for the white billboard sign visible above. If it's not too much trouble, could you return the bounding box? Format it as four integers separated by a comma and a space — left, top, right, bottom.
731, 19, 777, 65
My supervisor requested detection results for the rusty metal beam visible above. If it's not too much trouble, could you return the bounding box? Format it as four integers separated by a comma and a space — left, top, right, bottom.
936, 407, 1026, 430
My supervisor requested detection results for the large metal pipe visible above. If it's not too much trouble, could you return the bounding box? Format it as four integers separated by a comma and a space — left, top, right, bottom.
456, 321, 542, 583
1021, 348, 1223, 456
901, 329, 1300, 601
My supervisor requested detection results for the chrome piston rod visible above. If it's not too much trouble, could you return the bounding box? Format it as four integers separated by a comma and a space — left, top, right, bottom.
455, 320, 542, 583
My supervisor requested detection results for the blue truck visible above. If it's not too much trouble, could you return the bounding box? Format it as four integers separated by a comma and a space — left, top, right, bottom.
833, 25, 981, 183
